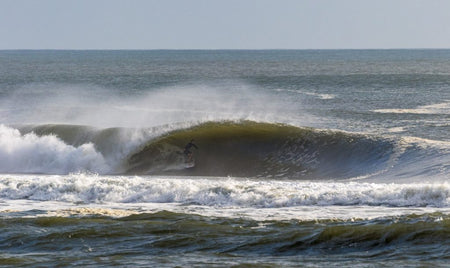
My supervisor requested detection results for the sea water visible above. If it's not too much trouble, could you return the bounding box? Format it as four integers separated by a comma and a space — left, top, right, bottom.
0, 50, 449, 267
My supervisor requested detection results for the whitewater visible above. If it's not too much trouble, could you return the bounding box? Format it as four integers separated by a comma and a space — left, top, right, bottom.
0, 50, 449, 267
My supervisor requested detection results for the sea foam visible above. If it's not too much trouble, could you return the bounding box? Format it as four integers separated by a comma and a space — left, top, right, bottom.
0, 125, 109, 174
1, 174, 448, 208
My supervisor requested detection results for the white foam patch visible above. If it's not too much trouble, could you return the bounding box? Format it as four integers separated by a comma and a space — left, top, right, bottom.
374, 100, 450, 115
400, 135, 450, 148
0, 125, 109, 174
2, 200, 448, 221
387, 127, 405, 133
275, 88, 336, 100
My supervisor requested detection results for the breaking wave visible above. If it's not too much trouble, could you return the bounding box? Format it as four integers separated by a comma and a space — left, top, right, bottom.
0, 121, 448, 180
126, 121, 395, 179
0, 125, 108, 174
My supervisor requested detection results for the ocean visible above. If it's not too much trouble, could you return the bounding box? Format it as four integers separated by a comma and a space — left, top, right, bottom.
0, 50, 449, 267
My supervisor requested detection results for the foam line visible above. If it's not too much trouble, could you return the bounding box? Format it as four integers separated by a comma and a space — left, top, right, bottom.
0, 174, 448, 208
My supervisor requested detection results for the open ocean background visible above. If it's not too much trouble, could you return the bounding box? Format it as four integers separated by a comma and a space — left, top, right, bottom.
0, 50, 449, 267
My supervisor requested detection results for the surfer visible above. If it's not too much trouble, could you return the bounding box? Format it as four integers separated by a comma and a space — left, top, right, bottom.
183, 139, 198, 162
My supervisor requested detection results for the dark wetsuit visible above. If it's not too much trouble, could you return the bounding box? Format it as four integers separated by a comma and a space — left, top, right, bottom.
183, 141, 198, 156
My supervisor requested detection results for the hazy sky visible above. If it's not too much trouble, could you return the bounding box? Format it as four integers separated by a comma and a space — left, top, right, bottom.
1, 0, 450, 49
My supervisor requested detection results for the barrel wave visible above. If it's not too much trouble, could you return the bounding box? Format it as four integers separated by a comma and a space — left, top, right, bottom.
4, 120, 448, 181
2, 121, 396, 179
127, 121, 395, 179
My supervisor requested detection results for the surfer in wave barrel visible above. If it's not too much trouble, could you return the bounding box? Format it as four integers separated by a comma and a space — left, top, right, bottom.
183, 139, 198, 162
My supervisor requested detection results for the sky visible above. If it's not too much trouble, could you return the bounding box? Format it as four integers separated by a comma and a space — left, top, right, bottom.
1, 0, 450, 50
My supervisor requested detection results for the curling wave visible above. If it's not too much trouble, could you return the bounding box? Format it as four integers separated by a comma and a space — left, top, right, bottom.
2, 121, 448, 180
126, 121, 395, 179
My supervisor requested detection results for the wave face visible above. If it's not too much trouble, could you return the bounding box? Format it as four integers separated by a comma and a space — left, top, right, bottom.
127, 121, 395, 179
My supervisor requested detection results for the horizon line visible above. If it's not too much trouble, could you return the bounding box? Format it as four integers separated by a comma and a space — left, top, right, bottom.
1, 47, 450, 52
